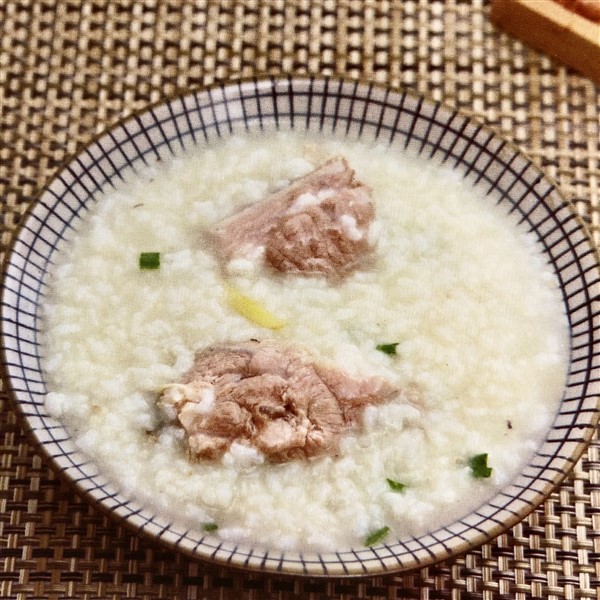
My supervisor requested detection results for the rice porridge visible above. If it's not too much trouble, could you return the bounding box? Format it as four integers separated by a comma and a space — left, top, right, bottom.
41, 131, 569, 552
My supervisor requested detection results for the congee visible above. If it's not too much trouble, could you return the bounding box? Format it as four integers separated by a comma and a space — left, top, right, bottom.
41, 131, 569, 551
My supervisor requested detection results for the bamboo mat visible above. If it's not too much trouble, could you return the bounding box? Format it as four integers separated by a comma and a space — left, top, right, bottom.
1, 1, 600, 598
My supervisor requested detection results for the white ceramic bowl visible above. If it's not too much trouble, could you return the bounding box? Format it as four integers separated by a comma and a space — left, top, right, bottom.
2, 77, 599, 577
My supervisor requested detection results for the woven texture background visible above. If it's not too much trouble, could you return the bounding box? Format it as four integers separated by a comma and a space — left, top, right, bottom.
1, 1, 599, 598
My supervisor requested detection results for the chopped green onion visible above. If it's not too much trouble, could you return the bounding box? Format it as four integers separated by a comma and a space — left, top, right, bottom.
376, 343, 399, 355
469, 453, 493, 479
386, 478, 406, 492
364, 526, 390, 546
139, 252, 160, 270
202, 522, 218, 533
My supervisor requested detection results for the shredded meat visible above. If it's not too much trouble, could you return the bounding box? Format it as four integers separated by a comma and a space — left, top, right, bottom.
212, 157, 375, 278
159, 339, 397, 462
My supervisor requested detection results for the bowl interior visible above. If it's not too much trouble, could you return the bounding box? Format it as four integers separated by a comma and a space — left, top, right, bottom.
2, 77, 600, 577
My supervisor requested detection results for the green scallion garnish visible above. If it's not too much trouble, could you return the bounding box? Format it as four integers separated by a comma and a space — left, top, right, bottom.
469, 453, 493, 479
365, 526, 390, 546
386, 478, 406, 492
139, 252, 160, 270
202, 522, 218, 533
376, 343, 399, 355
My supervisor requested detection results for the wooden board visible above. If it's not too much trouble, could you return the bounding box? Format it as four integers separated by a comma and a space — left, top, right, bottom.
491, 0, 600, 84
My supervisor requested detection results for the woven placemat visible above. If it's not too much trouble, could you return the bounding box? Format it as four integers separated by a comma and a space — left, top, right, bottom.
1, 1, 599, 598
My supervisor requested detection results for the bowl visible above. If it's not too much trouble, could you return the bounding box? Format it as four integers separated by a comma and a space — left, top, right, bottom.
2, 76, 599, 577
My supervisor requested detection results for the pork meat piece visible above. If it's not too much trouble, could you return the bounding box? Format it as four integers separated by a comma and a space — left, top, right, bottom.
159, 339, 397, 462
212, 157, 375, 277
554, 0, 600, 22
